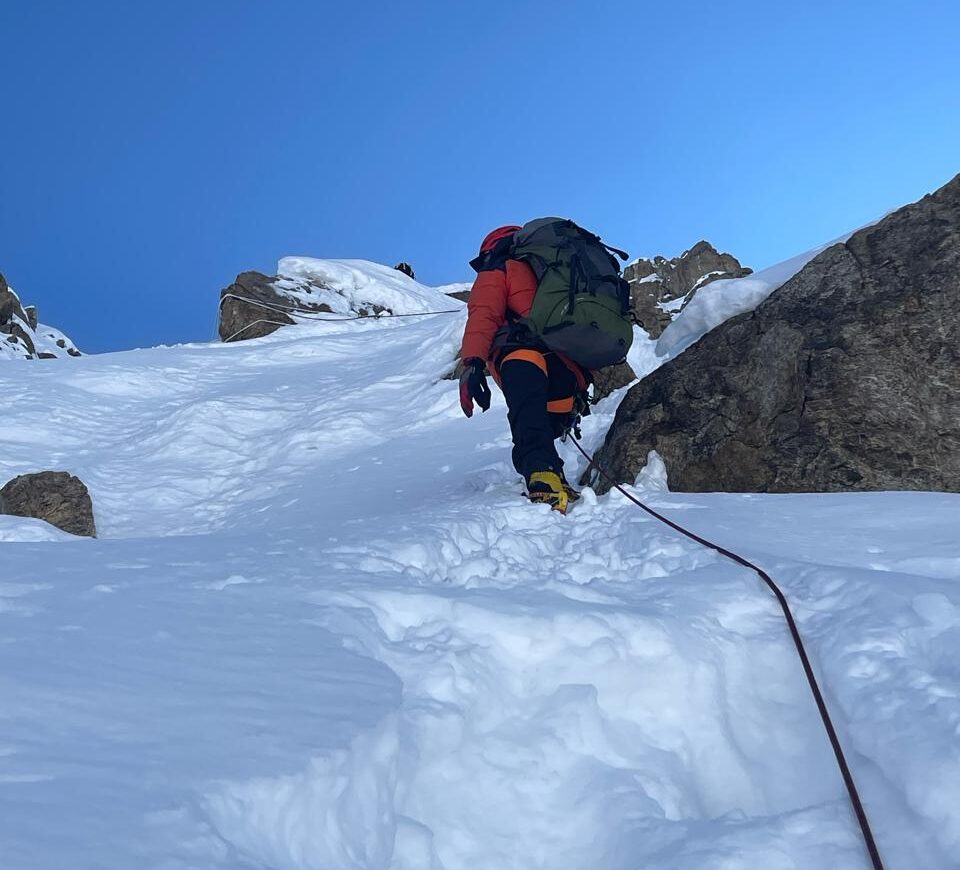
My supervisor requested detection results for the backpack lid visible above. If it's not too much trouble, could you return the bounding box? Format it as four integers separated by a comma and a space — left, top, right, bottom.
470, 226, 521, 273
480, 225, 521, 253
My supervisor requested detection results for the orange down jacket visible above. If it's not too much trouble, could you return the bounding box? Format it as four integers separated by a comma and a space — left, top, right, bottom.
460, 260, 538, 364
460, 259, 589, 392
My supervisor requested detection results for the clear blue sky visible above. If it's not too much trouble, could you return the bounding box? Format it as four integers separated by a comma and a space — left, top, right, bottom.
2, 0, 958, 352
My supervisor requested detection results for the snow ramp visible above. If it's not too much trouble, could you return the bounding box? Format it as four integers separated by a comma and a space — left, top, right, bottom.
1, 260, 958, 869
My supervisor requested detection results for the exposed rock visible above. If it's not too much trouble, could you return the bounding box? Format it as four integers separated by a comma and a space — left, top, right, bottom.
4, 320, 37, 356
591, 362, 636, 402
625, 241, 752, 338
218, 270, 347, 343
0, 272, 26, 322
588, 173, 960, 494
355, 304, 389, 318
0, 273, 33, 355
218, 268, 402, 343
394, 262, 416, 279
0, 472, 97, 537
447, 289, 472, 303
219, 271, 300, 342
0, 272, 81, 360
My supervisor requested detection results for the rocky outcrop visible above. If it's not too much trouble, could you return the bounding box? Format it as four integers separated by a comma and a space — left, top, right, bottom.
218, 270, 394, 343
0, 472, 97, 537
220, 272, 305, 342
588, 173, 960, 494
626, 242, 752, 338
1, 273, 36, 356
218, 272, 333, 341
0, 272, 81, 360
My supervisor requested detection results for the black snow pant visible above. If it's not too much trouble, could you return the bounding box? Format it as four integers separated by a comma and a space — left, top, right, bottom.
499, 349, 581, 482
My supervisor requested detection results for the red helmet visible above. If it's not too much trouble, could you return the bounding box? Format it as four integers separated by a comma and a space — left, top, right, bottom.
480, 225, 521, 253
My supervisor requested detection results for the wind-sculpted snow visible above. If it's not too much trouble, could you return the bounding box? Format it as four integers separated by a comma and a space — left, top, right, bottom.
1, 263, 958, 868
278, 257, 465, 316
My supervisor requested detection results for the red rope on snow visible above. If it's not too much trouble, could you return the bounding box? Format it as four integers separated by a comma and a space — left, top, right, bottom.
570, 439, 886, 870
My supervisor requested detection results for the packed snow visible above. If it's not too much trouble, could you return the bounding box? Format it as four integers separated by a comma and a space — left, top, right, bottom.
1, 261, 958, 869
657, 294, 688, 314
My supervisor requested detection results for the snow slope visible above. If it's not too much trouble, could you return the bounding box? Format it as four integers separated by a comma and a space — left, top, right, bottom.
1, 263, 959, 870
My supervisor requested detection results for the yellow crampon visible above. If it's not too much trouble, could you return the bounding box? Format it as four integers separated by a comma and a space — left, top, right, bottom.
562, 479, 581, 504
526, 471, 570, 514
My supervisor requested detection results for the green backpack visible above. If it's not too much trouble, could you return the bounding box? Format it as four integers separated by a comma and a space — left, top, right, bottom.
510, 218, 633, 369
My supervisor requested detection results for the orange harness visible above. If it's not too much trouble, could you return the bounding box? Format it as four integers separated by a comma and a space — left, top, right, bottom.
499, 348, 581, 415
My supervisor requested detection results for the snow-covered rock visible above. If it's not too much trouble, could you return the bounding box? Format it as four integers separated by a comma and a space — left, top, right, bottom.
218, 258, 465, 343
625, 241, 752, 339
435, 281, 473, 303
656, 237, 854, 360
594, 171, 960, 494
0, 272, 80, 360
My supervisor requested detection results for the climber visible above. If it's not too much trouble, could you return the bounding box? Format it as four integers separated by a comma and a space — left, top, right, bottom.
458, 225, 594, 514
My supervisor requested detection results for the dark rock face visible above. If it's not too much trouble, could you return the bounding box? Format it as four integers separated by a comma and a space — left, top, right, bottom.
218, 271, 335, 343
0, 272, 23, 319
625, 241, 752, 338
446, 289, 472, 303
0, 472, 97, 537
591, 362, 636, 402
589, 173, 960, 494
219, 272, 298, 342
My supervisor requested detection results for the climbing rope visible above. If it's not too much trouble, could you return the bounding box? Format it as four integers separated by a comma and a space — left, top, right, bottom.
569, 438, 886, 870
218, 292, 462, 342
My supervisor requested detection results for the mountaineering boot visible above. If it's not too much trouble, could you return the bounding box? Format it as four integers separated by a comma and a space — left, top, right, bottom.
559, 471, 581, 504
526, 471, 569, 514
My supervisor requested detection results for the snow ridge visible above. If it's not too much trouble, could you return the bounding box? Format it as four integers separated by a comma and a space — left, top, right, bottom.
277, 258, 465, 317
